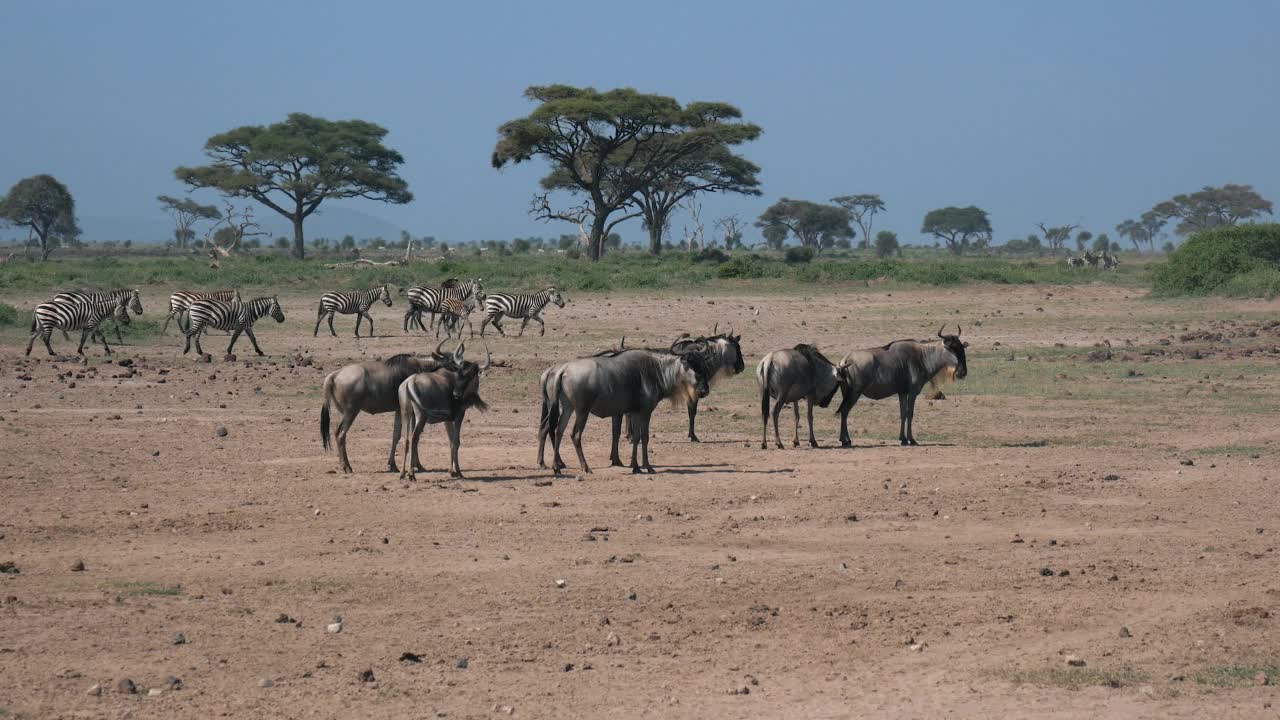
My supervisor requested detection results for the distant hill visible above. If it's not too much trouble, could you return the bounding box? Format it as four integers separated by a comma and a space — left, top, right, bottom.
0, 205, 408, 245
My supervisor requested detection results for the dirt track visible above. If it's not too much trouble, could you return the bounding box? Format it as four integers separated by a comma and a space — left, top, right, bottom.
3, 283, 1280, 719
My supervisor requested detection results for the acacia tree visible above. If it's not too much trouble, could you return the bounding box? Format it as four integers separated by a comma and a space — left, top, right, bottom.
761, 223, 787, 250
921, 206, 992, 255
1116, 210, 1167, 253
1152, 184, 1272, 235
493, 86, 759, 260
158, 195, 219, 249
1036, 222, 1080, 257
175, 113, 412, 259
1075, 230, 1092, 254
755, 199, 853, 254
831, 194, 885, 251
0, 174, 81, 261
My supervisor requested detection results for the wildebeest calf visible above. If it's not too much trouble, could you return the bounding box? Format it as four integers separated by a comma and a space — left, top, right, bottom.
397, 343, 490, 481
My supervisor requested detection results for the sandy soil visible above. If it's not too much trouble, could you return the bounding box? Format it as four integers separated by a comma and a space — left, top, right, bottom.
3, 282, 1280, 719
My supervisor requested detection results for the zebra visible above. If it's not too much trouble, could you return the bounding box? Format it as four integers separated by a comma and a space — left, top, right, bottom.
27, 296, 131, 357
403, 278, 484, 333
314, 285, 392, 338
1101, 253, 1120, 271
184, 296, 286, 357
437, 290, 487, 339
1066, 256, 1085, 269
48, 289, 143, 343
479, 287, 566, 337
162, 289, 241, 334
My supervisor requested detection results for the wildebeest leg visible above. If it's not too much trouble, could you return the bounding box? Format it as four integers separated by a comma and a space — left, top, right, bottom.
386, 411, 402, 473
405, 413, 429, 482
759, 386, 771, 449
639, 412, 655, 474
245, 326, 266, 356
770, 394, 786, 449
837, 389, 861, 448
610, 415, 624, 467
905, 390, 920, 445
687, 397, 700, 442
570, 408, 592, 474
551, 398, 572, 474
792, 401, 801, 447
806, 397, 818, 448
518, 317, 529, 337
335, 406, 360, 474
897, 393, 910, 445
447, 420, 464, 478
327, 312, 338, 337
626, 412, 642, 473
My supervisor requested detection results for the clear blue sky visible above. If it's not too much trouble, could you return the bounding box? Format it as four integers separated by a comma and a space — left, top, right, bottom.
2, 0, 1277, 246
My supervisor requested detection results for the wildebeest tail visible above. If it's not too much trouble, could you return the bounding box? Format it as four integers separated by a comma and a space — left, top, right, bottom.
320, 373, 334, 451
757, 355, 772, 420
541, 367, 564, 439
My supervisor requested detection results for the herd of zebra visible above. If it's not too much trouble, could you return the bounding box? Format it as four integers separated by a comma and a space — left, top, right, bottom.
1066, 250, 1120, 270
22, 279, 567, 358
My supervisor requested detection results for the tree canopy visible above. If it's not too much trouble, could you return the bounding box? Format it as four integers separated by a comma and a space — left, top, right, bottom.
831, 194, 885, 251
1152, 184, 1272, 235
1036, 222, 1080, 256
0, 174, 81, 260
755, 198, 853, 254
493, 85, 761, 260
921, 206, 992, 255
175, 112, 412, 259
157, 195, 219, 249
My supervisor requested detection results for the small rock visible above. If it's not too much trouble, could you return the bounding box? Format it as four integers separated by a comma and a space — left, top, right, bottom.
148, 687, 163, 697
908, 643, 926, 652
214, 426, 228, 438
275, 613, 295, 624
224, 353, 237, 363
1039, 567, 1053, 577
606, 632, 620, 646
1119, 626, 1132, 638
0, 562, 19, 574
626, 591, 637, 601
172, 632, 187, 645
399, 652, 422, 664
455, 658, 469, 669
1256, 671, 1270, 686
563, 662, 575, 672
358, 669, 376, 683
1065, 656, 1087, 667
86, 684, 102, 696
1009, 534, 1024, 543
1180, 459, 1194, 466
554, 579, 566, 589
326, 622, 343, 634
164, 676, 182, 690
117, 678, 138, 694
259, 678, 274, 688
70, 559, 86, 572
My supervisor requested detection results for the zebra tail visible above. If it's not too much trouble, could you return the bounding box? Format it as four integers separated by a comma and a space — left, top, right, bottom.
320, 374, 334, 451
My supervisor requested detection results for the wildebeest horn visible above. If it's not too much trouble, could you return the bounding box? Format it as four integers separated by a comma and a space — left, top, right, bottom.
838, 353, 852, 369
454, 341, 465, 364
713, 322, 718, 336
480, 343, 491, 371
619, 335, 626, 349
938, 324, 947, 338
434, 338, 448, 357
956, 325, 962, 336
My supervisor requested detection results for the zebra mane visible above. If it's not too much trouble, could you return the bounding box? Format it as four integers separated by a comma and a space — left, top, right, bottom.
440, 278, 461, 288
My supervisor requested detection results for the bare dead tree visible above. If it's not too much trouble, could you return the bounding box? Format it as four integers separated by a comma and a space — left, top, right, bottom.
714, 214, 744, 249
202, 201, 267, 268
679, 198, 705, 251
1036, 222, 1081, 257
531, 192, 639, 256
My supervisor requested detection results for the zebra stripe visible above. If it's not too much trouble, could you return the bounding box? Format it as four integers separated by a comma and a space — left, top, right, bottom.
479, 287, 565, 337
49, 289, 143, 343
437, 290, 486, 338
26, 297, 130, 357
184, 296, 285, 357
404, 278, 483, 333
314, 285, 392, 338
163, 289, 240, 334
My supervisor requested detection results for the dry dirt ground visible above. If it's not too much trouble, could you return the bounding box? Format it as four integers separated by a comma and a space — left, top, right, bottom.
3, 283, 1280, 719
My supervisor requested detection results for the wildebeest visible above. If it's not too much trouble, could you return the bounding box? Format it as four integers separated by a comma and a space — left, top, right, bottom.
757, 344, 847, 449
834, 326, 969, 447
673, 326, 745, 442
542, 347, 711, 475
397, 343, 491, 481
320, 340, 458, 474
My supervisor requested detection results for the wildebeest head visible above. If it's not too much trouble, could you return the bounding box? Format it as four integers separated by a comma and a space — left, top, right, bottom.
547, 287, 565, 308
379, 285, 393, 306
268, 295, 286, 323
938, 325, 969, 379
677, 344, 713, 400
449, 341, 492, 409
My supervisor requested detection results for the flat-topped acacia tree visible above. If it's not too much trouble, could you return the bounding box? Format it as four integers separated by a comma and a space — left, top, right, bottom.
175, 113, 412, 259
492, 85, 762, 260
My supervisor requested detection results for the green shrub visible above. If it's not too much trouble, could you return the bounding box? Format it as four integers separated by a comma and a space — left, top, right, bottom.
784, 246, 815, 264
717, 254, 775, 279
1153, 224, 1280, 296
693, 247, 730, 264
0, 302, 19, 326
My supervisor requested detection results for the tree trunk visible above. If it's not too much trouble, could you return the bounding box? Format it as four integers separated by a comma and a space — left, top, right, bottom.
588, 212, 607, 261
36, 226, 52, 261
292, 216, 306, 260
648, 223, 663, 255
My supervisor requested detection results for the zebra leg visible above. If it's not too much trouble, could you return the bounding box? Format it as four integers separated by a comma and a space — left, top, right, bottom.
364, 312, 374, 337
492, 316, 507, 336
112, 318, 124, 345
609, 415, 624, 467
25, 328, 41, 356
76, 327, 90, 356
353, 311, 363, 338
313, 308, 323, 337
227, 328, 244, 355
162, 310, 173, 335
193, 328, 207, 357
518, 317, 529, 337
182, 327, 193, 354
534, 313, 546, 337
244, 326, 266, 356
327, 312, 337, 337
